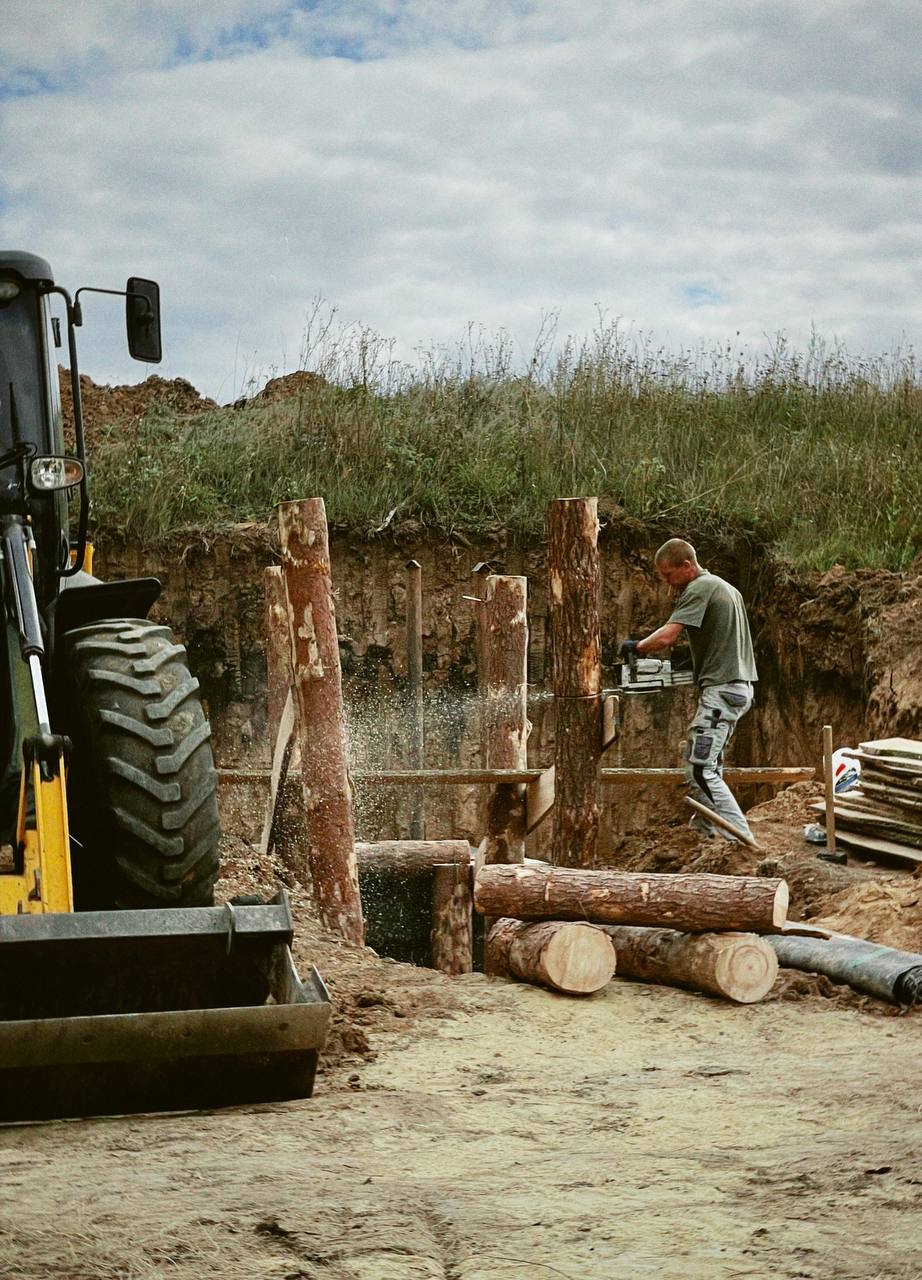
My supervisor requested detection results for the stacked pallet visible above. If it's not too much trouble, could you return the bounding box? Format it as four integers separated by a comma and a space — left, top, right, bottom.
813, 738, 922, 867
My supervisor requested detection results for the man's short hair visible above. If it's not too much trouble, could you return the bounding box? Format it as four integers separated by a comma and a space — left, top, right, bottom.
655, 538, 699, 568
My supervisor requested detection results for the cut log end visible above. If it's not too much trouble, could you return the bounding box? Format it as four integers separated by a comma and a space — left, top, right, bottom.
772, 880, 789, 930
486, 919, 615, 995
712, 934, 780, 1003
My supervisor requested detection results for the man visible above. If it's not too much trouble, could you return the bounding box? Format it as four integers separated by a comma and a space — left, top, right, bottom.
619, 538, 758, 842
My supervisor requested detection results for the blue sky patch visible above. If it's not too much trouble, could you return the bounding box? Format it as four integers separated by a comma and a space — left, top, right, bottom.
682, 283, 726, 308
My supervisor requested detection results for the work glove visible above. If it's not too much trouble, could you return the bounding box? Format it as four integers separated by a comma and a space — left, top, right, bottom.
618, 639, 638, 659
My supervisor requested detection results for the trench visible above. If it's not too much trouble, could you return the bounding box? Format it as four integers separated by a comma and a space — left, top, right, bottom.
93, 520, 922, 964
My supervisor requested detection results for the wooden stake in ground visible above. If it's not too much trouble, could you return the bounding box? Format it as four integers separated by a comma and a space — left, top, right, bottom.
547, 497, 602, 868
278, 497, 364, 946
601, 926, 779, 1004
431, 862, 473, 974
823, 723, 837, 855
405, 560, 425, 839
474, 863, 789, 934
481, 574, 529, 867
485, 918, 616, 994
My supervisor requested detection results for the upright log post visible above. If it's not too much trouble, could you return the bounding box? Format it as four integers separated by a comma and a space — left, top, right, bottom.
547, 498, 602, 867
481, 575, 529, 866
405, 560, 425, 839
277, 498, 364, 945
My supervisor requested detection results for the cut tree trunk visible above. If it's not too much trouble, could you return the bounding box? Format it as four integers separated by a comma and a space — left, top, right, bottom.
474, 864, 789, 933
485, 918, 616, 994
431, 862, 473, 975
278, 497, 364, 945
547, 497, 602, 868
355, 840, 471, 874
601, 926, 779, 1003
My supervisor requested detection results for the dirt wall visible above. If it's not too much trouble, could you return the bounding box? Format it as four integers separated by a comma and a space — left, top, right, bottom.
94, 520, 922, 857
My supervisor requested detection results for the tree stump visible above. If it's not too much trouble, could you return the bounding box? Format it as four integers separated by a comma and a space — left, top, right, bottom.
486, 918, 616, 994
602, 926, 779, 1003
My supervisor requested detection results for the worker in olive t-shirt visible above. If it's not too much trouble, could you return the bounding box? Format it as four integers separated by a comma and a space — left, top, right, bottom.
618, 537, 758, 842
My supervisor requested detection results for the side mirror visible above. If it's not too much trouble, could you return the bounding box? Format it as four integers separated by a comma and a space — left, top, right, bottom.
126, 277, 162, 363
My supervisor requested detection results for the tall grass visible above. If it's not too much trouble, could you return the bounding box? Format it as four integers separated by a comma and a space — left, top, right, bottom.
88, 312, 922, 571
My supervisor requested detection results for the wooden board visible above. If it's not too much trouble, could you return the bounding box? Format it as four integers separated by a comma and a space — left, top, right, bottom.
810, 801, 922, 842
859, 738, 922, 761
831, 829, 922, 868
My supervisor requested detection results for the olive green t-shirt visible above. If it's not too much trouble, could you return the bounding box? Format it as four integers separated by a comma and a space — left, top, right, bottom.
668, 570, 758, 687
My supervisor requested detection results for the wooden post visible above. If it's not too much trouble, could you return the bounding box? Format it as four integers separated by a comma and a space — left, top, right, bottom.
547, 498, 602, 867
601, 926, 779, 1004
405, 560, 425, 839
481, 575, 529, 866
277, 498, 364, 945
823, 724, 837, 855
431, 862, 473, 974
474, 863, 789, 933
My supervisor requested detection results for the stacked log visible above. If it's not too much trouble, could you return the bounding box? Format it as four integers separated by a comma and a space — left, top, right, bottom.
474, 864, 789, 934
813, 738, 922, 867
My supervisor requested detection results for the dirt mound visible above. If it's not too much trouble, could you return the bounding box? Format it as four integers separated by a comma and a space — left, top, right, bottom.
216, 835, 459, 1080
255, 370, 327, 402
59, 367, 217, 448
812, 877, 922, 952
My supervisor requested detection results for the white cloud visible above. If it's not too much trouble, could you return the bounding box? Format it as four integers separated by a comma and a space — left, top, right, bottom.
2, 1, 920, 398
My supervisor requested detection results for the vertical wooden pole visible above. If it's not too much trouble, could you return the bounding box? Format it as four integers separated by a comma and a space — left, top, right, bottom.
405, 559, 425, 839
481, 574, 529, 866
823, 724, 837, 855
548, 497, 602, 868
431, 861, 473, 974
277, 498, 364, 945
263, 565, 292, 747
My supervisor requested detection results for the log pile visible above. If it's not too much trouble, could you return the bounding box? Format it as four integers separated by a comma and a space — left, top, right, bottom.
812, 738, 922, 867
474, 863, 789, 1004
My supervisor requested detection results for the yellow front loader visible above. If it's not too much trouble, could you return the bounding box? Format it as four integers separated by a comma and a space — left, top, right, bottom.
0, 252, 329, 1121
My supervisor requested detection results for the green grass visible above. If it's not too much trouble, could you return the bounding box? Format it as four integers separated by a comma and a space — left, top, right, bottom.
87, 316, 922, 571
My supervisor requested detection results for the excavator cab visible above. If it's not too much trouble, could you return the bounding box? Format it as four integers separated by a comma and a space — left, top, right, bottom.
0, 252, 330, 1121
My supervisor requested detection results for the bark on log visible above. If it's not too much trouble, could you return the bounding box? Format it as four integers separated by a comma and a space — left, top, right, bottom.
601, 926, 779, 1003
474, 863, 789, 933
485, 918, 616, 994
548, 497, 602, 868
356, 840, 471, 874
431, 862, 473, 974
278, 498, 364, 945
481, 574, 529, 867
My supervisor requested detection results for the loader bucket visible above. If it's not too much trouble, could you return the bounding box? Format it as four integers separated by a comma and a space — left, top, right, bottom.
0, 891, 331, 1122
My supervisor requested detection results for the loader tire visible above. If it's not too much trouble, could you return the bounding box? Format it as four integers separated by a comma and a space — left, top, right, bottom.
63, 619, 220, 909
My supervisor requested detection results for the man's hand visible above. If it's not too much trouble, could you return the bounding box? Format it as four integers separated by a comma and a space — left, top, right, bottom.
618, 639, 638, 659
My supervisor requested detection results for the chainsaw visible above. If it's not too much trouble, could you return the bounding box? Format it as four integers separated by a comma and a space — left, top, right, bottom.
616, 654, 695, 694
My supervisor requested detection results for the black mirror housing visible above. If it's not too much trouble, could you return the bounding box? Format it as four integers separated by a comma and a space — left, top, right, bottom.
126, 277, 162, 363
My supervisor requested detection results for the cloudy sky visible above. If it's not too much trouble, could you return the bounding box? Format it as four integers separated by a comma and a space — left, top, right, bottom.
2, 1, 920, 400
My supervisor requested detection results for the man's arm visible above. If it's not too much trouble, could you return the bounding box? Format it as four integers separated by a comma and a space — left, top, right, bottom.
637, 621, 684, 655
